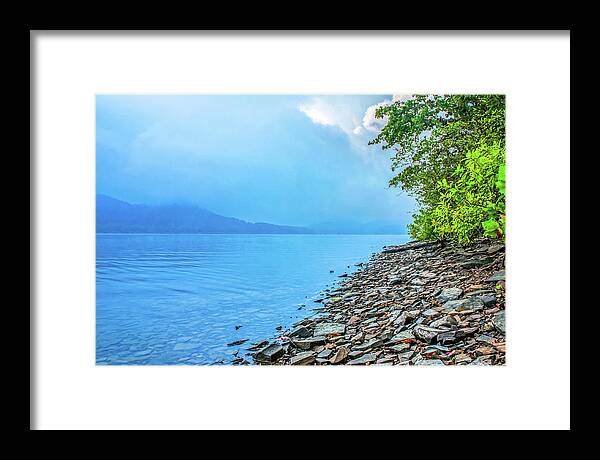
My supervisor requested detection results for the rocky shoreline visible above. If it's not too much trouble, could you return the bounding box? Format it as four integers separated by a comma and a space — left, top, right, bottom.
236, 238, 505, 366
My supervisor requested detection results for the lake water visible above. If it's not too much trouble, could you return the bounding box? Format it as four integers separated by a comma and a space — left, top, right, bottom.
96, 233, 410, 364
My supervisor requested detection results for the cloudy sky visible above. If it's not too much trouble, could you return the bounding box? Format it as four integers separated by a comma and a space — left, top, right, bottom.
96, 95, 416, 227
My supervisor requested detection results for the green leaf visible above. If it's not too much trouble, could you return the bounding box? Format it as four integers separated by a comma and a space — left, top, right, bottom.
482, 218, 500, 238
496, 164, 506, 195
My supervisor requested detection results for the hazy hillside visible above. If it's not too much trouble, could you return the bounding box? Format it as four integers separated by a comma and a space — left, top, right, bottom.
96, 195, 315, 234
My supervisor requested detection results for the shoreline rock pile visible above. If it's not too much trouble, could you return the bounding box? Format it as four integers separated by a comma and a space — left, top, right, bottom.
245, 238, 505, 366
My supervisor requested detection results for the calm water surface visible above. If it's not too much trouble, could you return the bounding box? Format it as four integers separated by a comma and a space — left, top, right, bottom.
96, 234, 410, 364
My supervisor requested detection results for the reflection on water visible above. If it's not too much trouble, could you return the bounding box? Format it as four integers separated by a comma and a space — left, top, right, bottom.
96, 233, 410, 364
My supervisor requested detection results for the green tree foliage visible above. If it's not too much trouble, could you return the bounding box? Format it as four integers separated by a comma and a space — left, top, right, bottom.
369, 95, 506, 244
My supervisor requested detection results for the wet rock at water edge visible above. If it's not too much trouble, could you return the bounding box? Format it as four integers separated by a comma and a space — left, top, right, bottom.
292, 336, 326, 350
289, 325, 312, 338
437, 287, 463, 302
290, 351, 316, 365
254, 343, 284, 363
246, 340, 269, 351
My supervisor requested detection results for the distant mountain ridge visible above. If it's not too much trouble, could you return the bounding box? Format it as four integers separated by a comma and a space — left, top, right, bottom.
96, 195, 314, 234
96, 195, 408, 234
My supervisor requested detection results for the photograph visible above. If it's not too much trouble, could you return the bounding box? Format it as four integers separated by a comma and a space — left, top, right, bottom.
96, 94, 507, 366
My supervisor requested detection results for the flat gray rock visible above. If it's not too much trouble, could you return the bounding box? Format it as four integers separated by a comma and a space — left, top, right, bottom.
354, 338, 384, 351
436, 331, 458, 345
316, 349, 333, 359
480, 294, 497, 307
313, 323, 346, 337
389, 343, 411, 353
442, 297, 485, 313
460, 257, 494, 268
255, 343, 284, 363
415, 359, 445, 366
329, 347, 349, 364
388, 330, 414, 344
437, 287, 463, 302
488, 244, 505, 254
492, 311, 505, 334
421, 308, 439, 317
290, 351, 316, 365
486, 270, 506, 282
347, 353, 377, 365
292, 336, 326, 350
413, 325, 445, 343
430, 315, 457, 328
289, 326, 311, 338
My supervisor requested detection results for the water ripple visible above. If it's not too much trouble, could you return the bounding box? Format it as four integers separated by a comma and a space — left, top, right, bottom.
96, 234, 409, 364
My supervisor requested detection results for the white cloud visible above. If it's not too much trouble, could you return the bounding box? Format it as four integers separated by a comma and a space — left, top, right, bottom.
361, 101, 389, 133
299, 98, 359, 136
298, 95, 414, 154
299, 103, 336, 127
359, 94, 413, 134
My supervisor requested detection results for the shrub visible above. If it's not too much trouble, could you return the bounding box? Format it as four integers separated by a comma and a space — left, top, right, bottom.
407, 142, 505, 244
369, 95, 506, 245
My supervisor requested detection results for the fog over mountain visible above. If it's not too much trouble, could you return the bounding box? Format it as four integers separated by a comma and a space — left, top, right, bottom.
96, 95, 417, 229
97, 195, 408, 234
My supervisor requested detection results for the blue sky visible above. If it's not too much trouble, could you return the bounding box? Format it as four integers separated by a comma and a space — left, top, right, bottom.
96, 95, 416, 227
